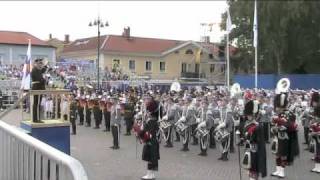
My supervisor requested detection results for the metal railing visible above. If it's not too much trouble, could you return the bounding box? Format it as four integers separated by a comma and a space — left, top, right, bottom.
0, 121, 88, 180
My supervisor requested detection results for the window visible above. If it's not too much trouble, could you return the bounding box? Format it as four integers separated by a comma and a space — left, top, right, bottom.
129, 60, 135, 70
209, 54, 213, 59
185, 49, 193, 54
112, 59, 120, 70
220, 65, 225, 73
181, 63, 187, 73
210, 64, 215, 73
160, 62, 165, 72
145, 61, 152, 71
0, 54, 3, 65
195, 64, 200, 73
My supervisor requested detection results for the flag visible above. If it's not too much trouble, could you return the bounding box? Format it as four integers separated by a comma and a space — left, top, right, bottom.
195, 48, 201, 64
21, 39, 32, 90
226, 8, 233, 34
253, 0, 258, 48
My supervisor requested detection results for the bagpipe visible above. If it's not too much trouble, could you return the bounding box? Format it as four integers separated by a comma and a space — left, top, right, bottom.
309, 122, 320, 153
132, 105, 152, 143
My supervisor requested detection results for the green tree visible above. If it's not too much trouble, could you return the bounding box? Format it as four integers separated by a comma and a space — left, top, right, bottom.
221, 0, 320, 74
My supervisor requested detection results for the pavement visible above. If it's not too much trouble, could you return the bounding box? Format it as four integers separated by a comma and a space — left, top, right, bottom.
2, 109, 320, 180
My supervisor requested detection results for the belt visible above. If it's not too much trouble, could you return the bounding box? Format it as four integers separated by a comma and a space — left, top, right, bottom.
32, 81, 40, 84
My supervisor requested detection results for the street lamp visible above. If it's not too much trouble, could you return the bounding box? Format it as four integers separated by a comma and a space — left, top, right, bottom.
89, 17, 109, 90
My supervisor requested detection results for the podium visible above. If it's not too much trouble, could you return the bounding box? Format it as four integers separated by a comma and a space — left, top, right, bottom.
20, 89, 72, 155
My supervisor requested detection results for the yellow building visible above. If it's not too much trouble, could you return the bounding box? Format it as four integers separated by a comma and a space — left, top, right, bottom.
61, 28, 227, 84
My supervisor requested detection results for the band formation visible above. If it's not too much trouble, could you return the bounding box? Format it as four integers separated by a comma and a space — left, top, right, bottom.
29, 59, 320, 180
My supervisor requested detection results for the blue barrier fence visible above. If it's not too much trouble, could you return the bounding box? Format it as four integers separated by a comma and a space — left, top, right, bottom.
233, 74, 320, 90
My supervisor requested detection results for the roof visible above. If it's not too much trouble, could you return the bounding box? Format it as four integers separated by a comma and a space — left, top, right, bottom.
62, 35, 184, 54
62, 35, 107, 53
0, 31, 52, 47
62, 34, 238, 57
103, 35, 183, 54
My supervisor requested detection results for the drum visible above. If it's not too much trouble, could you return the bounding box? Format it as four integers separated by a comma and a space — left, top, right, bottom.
214, 129, 230, 143
175, 121, 188, 135
196, 128, 209, 138
159, 120, 172, 132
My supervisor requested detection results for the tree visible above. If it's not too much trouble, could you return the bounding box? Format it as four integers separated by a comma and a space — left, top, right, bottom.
221, 0, 320, 74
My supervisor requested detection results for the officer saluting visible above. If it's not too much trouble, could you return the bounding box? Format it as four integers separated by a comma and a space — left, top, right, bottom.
31, 58, 49, 123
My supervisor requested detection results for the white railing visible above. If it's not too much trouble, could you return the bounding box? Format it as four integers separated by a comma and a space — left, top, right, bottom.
0, 121, 88, 180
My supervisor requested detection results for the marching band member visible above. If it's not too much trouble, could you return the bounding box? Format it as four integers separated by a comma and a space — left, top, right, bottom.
271, 90, 299, 178
180, 96, 196, 151
196, 97, 209, 156
110, 95, 122, 150
103, 96, 112, 132
77, 96, 85, 126
241, 100, 267, 180
216, 98, 234, 161
162, 96, 176, 148
123, 94, 136, 136
69, 94, 77, 135
259, 96, 273, 143
85, 95, 93, 127
310, 105, 320, 173
135, 94, 160, 180
93, 96, 102, 129
173, 97, 184, 142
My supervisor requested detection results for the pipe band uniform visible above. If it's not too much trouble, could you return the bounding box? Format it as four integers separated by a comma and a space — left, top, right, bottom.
271, 78, 299, 178
241, 100, 267, 180
309, 94, 320, 173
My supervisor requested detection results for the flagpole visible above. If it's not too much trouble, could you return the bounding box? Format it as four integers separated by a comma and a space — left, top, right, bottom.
227, 32, 230, 89
254, 0, 258, 88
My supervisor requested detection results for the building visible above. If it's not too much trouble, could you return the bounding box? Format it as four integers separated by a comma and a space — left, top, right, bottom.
46, 34, 71, 61
61, 27, 231, 84
0, 31, 56, 65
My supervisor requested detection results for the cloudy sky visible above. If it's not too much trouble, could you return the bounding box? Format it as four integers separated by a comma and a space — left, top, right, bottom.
0, 1, 227, 42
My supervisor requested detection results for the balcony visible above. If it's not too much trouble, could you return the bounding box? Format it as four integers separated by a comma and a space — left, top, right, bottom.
180, 72, 206, 79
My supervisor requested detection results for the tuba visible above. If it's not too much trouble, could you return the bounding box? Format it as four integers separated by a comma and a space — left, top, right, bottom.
170, 81, 181, 92
275, 78, 290, 94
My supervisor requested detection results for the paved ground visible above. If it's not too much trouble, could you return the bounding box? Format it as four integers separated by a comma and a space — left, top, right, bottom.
2, 109, 320, 180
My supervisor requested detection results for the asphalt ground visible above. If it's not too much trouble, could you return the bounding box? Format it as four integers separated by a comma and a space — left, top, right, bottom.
2, 109, 319, 180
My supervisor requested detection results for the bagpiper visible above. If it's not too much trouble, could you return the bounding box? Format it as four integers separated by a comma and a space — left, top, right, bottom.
241, 99, 267, 180
271, 78, 299, 178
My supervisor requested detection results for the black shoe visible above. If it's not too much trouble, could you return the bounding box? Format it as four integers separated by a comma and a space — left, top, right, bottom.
85, 124, 91, 127
71, 132, 76, 135
198, 152, 207, 156
124, 133, 131, 136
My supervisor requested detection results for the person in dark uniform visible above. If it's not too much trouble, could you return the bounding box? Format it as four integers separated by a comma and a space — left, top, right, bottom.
77, 96, 85, 125
124, 95, 135, 136
85, 96, 93, 127
69, 95, 77, 135
31, 58, 49, 123
138, 95, 160, 180
110, 96, 121, 149
93, 97, 102, 129
103, 97, 111, 132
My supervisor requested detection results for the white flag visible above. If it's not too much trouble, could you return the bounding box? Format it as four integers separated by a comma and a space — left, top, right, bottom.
226, 8, 233, 33
21, 39, 32, 90
253, 0, 258, 48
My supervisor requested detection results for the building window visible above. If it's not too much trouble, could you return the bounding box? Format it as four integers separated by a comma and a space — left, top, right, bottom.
209, 54, 213, 59
129, 60, 135, 70
210, 64, 215, 73
185, 49, 193, 54
195, 64, 199, 73
220, 65, 225, 73
0, 54, 3, 65
160, 62, 165, 72
145, 61, 152, 71
181, 63, 187, 73
112, 59, 120, 71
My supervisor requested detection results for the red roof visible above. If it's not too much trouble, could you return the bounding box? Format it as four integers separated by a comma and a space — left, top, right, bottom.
62, 35, 183, 54
62, 35, 107, 53
103, 35, 182, 54
0, 31, 50, 47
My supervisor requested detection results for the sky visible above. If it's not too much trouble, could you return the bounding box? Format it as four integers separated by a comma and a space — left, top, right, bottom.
0, 1, 228, 42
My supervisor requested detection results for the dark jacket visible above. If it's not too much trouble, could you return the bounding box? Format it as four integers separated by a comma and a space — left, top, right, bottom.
31, 67, 47, 90
140, 116, 160, 163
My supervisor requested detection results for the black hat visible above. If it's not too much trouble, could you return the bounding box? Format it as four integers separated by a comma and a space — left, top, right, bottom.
244, 100, 259, 116
310, 91, 320, 107
273, 93, 288, 109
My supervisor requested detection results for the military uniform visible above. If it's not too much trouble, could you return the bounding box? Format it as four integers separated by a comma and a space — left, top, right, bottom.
110, 98, 122, 149
70, 98, 77, 135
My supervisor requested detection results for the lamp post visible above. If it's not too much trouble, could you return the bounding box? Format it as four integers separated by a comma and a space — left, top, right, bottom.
89, 17, 109, 90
